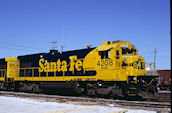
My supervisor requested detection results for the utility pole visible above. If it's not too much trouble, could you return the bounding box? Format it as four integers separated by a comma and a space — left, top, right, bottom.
153, 48, 157, 75
149, 63, 152, 75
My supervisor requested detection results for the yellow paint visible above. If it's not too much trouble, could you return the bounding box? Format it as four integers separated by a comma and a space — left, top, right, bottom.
38, 55, 83, 74
69, 56, 77, 72
0, 69, 6, 80
2, 41, 148, 83
75, 60, 82, 71
50, 62, 57, 72
39, 58, 44, 72
61, 61, 67, 72
5, 57, 19, 82
128, 94, 136, 96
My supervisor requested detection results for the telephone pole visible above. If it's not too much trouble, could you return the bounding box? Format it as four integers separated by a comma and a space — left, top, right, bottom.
153, 48, 157, 75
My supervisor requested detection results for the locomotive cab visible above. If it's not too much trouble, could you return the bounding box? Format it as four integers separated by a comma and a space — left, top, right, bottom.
86, 40, 159, 99
94, 40, 146, 80
120, 43, 146, 77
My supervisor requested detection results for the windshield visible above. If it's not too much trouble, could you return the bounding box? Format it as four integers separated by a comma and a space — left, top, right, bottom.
122, 49, 137, 56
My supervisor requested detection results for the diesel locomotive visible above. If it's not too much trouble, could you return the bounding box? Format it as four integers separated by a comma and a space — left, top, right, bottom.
0, 40, 159, 99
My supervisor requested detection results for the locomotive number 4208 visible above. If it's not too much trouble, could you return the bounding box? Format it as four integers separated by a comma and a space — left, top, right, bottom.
97, 59, 113, 66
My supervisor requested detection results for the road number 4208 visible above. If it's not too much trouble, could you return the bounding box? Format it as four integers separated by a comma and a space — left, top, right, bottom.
97, 59, 113, 66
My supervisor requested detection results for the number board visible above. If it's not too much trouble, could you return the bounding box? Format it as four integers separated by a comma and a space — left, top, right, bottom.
121, 44, 128, 48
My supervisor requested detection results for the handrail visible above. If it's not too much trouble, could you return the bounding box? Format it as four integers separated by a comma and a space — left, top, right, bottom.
0, 69, 6, 77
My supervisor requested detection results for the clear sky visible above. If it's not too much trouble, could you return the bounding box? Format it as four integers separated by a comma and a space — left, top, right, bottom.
0, 0, 170, 70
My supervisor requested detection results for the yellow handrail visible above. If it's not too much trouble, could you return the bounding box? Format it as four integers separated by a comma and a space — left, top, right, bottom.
0, 69, 6, 77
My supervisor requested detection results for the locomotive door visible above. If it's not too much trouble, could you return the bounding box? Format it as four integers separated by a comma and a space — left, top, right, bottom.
97, 50, 112, 80
115, 50, 121, 80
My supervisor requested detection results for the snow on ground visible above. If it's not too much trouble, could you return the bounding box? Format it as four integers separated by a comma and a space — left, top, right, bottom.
0, 96, 156, 113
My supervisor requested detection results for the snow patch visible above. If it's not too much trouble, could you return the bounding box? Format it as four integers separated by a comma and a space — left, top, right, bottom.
0, 96, 156, 113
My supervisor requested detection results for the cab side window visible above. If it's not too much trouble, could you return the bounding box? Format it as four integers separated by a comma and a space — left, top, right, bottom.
122, 49, 127, 55
100, 50, 110, 59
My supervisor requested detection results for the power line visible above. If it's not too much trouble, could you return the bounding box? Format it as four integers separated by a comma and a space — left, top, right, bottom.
0, 46, 31, 52
0, 41, 44, 50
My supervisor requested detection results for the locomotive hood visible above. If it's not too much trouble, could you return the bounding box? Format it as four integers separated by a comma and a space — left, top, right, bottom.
121, 55, 146, 76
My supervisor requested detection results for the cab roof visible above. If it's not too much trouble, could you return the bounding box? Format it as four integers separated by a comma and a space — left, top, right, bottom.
96, 40, 137, 51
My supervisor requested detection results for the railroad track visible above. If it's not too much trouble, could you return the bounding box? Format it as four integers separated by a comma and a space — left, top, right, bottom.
0, 91, 171, 113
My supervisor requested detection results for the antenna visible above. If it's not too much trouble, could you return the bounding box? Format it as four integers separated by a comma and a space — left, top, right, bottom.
61, 25, 65, 52
61, 45, 64, 53
51, 41, 57, 50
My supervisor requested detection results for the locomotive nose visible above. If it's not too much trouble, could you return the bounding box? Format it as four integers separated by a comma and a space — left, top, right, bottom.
123, 55, 146, 76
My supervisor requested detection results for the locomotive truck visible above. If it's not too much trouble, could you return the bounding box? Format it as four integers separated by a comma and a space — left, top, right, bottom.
0, 40, 159, 99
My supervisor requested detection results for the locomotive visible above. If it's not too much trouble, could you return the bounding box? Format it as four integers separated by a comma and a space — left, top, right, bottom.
0, 40, 159, 99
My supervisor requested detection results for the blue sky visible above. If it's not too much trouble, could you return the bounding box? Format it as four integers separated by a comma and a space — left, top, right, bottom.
0, 0, 170, 70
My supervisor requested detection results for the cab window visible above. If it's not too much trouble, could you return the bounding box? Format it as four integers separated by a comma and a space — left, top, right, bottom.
122, 49, 127, 55
100, 50, 110, 59
128, 50, 133, 56
122, 49, 137, 56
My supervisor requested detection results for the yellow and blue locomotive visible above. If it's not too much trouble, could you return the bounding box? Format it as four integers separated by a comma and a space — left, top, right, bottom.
0, 40, 159, 99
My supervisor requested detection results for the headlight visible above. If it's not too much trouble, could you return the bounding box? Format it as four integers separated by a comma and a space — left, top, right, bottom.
98, 83, 102, 86
133, 77, 136, 80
